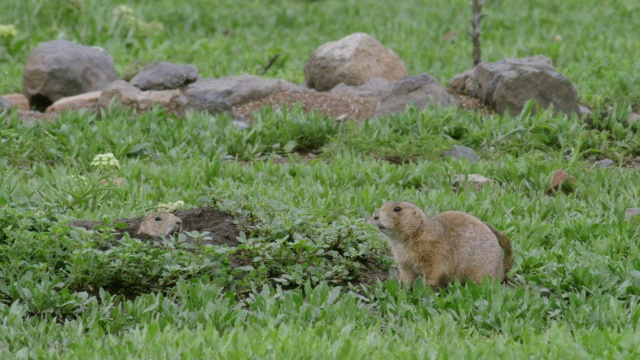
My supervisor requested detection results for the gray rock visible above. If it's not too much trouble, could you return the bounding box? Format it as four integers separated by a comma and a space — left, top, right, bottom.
330, 77, 394, 98
593, 159, 614, 169
304, 33, 407, 91
171, 86, 233, 117
136, 90, 182, 112
579, 105, 592, 117
130, 62, 199, 91
232, 120, 249, 129
187, 75, 297, 106
22, 40, 118, 110
46, 91, 102, 113
627, 113, 640, 125
449, 56, 579, 117
1, 94, 29, 111
375, 73, 458, 116
0, 97, 12, 112
442, 145, 480, 162
625, 208, 640, 221
97, 80, 142, 109
453, 174, 491, 190
98, 81, 185, 115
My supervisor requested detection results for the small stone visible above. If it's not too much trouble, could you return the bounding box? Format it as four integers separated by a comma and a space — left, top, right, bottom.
375, 73, 457, 116
136, 90, 182, 111
0, 97, 12, 112
100, 177, 125, 187
453, 174, 491, 190
330, 78, 394, 98
545, 169, 576, 195
232, 120, 249, 129
442, 145, 480, 162
97, 80, 142, 109
46, 91, 102, 113
187, 75, 297, 106
130, 62, 199, 91
172, 86, 234, 117
592, 159, 614, 169
1, 94, 30, 111
579, 105, 592, 117
625, 208, 640, 221
626, 113, 640, 125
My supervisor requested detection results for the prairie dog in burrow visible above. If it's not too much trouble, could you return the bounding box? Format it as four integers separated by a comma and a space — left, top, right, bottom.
368, 201, 513, 290
138, 213, 183, 237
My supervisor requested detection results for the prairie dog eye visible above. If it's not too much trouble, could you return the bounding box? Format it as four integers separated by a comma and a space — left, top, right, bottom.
155, 216, 163, 221
393, 207, 402, 212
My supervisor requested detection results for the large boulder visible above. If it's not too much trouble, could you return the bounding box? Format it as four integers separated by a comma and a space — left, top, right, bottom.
449, 56, 580, 116
130, 62, 199, 91
304, 33, 407, 91
187, 75, 297, 106
375, 73, 457, 117
22, 40, 118, 111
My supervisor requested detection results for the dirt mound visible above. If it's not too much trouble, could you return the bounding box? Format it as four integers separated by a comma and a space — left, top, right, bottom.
235, 90, 377, 123
70, 206, 240, 247
70, 206, 391, 286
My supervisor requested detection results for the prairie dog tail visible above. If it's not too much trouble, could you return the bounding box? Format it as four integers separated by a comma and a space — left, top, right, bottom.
484, 222, 514, 274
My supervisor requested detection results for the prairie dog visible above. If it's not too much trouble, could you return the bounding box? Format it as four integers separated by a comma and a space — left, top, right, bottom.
138, 213, 183, 237
368, 202, 513, 290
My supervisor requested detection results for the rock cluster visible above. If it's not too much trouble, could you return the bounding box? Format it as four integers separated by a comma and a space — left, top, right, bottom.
2, 33, 592, 162
449, 56, 581, 117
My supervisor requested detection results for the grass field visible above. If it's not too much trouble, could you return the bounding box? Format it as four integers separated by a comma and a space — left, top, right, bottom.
2, 0, 640, 358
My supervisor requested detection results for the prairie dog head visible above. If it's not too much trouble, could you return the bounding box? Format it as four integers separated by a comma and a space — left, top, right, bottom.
368, 202, 426, 242
138, 213, 183, 237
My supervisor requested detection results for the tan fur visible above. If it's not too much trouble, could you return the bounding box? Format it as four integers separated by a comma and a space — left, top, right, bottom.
138, 213, 183, 237
368, 202, 514, 290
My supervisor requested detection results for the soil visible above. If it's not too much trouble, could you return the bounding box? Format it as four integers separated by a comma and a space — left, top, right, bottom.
70, 205, 391, 286
235, 89, 378, 123
70, 206, 241, 248
447, 87, 494, 115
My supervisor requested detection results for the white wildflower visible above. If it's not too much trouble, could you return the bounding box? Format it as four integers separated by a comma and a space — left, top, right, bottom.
91, 153, 121, 170
112, 5, 135, 18
69, 175, 88, 183
156, 200, 186, 213
0, 25, 18, 39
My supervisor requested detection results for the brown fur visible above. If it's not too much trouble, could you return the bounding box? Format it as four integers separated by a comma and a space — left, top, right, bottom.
138, 213, 183, 237
368, 202, 514, 290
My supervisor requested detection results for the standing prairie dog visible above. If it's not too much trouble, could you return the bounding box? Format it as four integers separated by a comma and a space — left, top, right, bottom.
138, 213, 183, 237
368, 202, 513, 290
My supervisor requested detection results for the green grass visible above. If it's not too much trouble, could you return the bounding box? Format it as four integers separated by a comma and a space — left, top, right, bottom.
2, 0, 640, 358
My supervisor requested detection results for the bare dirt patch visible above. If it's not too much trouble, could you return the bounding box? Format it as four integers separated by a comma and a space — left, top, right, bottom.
71, 206, 241, 247
235, 90, 377, 123
447, 87, 494, 115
